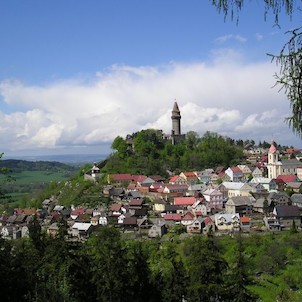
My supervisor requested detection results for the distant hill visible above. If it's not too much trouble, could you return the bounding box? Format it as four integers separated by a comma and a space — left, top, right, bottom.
0, 159, 77, 173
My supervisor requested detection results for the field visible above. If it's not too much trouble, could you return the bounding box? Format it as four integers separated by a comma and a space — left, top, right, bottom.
0, 161, 78, 207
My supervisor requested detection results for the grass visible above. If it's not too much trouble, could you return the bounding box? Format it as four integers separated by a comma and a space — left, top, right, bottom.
10, 170, 69, 183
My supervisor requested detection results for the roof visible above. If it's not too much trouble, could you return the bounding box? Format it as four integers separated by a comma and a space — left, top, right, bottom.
229, 166, 242, 173
276, 175, 298, 183
110, 204, 122, 211
169, 175, 179, 182
274, 205, 300, 217
182, 212, 195, 221
240, 216, 251, 223
132, 175, 148, 182
110, 174, 133, 182
123, 217, 138, 225
227, 196, 254, 206
173, 196, 195, 206
269, 141, 277, 153
72, 222, 92, 231
163, 214, 182, 221
291, 193, 302, 204
129, 199, 144, 206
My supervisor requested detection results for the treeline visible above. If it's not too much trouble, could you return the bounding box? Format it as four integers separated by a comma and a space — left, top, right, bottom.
3, 224, 302, 302
0, 159, 77, 173
103, 130, 244, 176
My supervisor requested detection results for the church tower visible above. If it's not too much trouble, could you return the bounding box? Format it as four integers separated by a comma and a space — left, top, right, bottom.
267, 140, 279, 179
171, 101, 181, 135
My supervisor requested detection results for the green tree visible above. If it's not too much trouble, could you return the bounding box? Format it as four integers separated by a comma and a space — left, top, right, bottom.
87, 226, 129, 302
228, 232, 256, 302
183, 232, 228, 301
211, 0, 302, 137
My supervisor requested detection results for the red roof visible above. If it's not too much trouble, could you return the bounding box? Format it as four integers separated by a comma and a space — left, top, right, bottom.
269, 141, 277, 153
230, 166, 242, 172
182, 172, 197, 178
182, 212, 195, 221
174, 197, 195, 206
110, 174, 132, 182
169, 175, 179, 183
240, 216, 251, 223
164, 214, 182, 221
276, 175, 298, 183
72, 208, 86, 216
204, 217, 213, 225
129, 199, 144, 206
110, 204, 122, 211
132, 175, 148, 182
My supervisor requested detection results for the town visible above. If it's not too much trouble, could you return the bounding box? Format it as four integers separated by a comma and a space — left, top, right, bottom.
1, 103, 302, 241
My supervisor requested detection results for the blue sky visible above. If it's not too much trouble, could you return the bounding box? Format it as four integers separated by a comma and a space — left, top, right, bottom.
0, 0, 301, 157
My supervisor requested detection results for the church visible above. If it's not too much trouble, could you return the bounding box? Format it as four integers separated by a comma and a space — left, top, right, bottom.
267, 141, 301, 179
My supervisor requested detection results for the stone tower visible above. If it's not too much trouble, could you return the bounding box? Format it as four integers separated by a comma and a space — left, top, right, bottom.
171, 101, 181, 135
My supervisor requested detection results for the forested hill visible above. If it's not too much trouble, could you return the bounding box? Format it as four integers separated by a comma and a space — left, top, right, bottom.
102, 130, 245, 176
0, 159, 77, 173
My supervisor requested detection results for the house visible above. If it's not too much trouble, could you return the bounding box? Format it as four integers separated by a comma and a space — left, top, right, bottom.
273, 205, 301, 230
122, 217, 138, 230
267, 192, 290, 207
181, 212, 195, 226
214, 213, 240, 232
218, 182, 254, 199
225, 196, 254, 216
191, 199, 207, 216
253, 197, 273, 214
47, 223, 59, 237
179, 171, 199, 184
148, 220, 167, 238
202, 188, 223, 211
240, 216, 251, 232
186, 216, 204, 234
285, 182, 302, 193
69, 222, 93, 239
251, 166, 263, 179
250, 177, 276, 192
108, 173, 133, 184
186, 183, 206, 197
173, 196, 195, 207
108, 187, 126, 200
237, 165, 252, 180
163, 214, 182, 226
291, 193, 302, 208
225, 167, 244, 182
153, 199, 166, 212
160, 184, 188, 197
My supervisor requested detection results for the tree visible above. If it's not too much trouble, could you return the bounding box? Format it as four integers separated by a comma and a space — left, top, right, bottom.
228, 232, 256, 302
211, 0, 302, 137
183, 232, 228, 301
0, 153, 14, 202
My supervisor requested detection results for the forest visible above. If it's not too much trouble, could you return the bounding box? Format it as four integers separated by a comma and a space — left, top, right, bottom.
2, 222, 302, 302
103, 130, 246, 176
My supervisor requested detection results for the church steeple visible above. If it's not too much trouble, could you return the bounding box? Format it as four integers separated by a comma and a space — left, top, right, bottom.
171, 101, 181, 135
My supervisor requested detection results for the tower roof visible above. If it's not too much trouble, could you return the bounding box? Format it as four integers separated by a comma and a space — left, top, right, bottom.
269, 141, 277, 153
172, 102, 180, 114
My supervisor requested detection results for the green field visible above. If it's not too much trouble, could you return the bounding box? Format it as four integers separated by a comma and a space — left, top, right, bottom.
10, 170, 70, 183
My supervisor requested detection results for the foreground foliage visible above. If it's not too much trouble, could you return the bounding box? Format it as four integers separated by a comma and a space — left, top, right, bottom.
2, 227, 302, 302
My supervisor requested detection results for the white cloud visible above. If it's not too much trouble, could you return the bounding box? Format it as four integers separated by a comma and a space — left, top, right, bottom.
0, 49, 300, 155
255, 33, 264, 41
215, 34, 247, 44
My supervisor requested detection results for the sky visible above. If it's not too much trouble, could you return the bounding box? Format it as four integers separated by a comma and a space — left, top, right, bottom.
1, 0, 302, 158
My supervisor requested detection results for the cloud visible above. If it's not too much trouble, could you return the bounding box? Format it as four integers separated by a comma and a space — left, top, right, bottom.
255, 33, 264, 41
215, 34, 247, 44
0, 49, 299, 155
